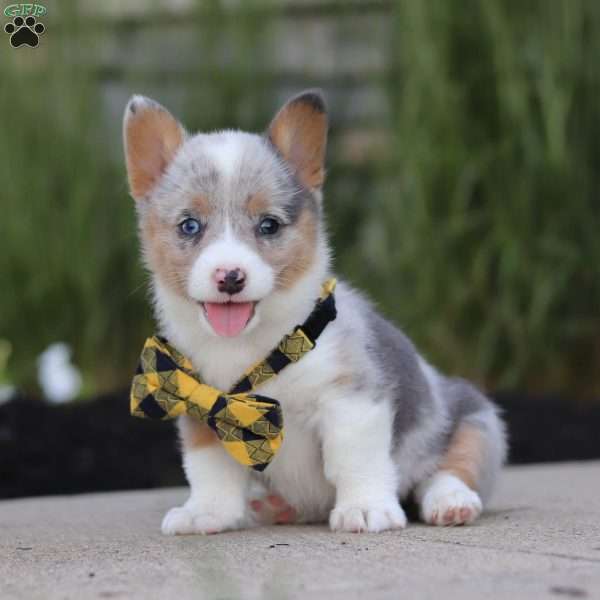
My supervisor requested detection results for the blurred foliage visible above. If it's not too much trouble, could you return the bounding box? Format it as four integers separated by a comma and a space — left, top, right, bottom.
371, 0, 600, 395
0, 0, 598, 398
0, 59, 145, 393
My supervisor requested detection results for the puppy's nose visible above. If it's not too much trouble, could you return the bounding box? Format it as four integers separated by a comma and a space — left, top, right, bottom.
214, 268, 246, 295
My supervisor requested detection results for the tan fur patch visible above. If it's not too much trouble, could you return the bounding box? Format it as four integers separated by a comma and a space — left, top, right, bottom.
269, 97, 327, 190
274, 209, 318, 290
438, 424, 485, 490
191, 195, 212, 218
125, 104, 184, 199
179, 416, 218, 449
142, 212, 193, 297
247, 193, 270, 217
331, 373, 356, 388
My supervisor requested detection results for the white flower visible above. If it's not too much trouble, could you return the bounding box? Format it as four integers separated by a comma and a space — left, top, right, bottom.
37, 343, 82, 404
0, 385, 15, 405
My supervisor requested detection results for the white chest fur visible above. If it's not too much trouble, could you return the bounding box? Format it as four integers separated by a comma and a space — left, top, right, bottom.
255, 372, 336, 522
183, 317, 341, 522
154, 277, 356, 522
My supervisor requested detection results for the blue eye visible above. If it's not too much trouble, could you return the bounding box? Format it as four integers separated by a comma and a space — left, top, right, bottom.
179, 218, 202, 237
258, 216, 281, 236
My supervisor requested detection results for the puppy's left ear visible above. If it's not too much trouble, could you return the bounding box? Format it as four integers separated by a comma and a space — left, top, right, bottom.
268, 89, 328, 191
123, 95, 185, 200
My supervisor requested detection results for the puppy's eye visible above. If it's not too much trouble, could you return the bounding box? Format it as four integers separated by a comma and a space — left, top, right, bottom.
179, 218, 202, 237
258, 216, 281, 236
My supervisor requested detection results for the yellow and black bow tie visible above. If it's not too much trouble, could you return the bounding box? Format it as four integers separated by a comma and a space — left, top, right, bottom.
131, 279, 337, 471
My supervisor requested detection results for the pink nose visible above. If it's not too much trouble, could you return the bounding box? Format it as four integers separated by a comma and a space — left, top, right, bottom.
214, 268, 246, 295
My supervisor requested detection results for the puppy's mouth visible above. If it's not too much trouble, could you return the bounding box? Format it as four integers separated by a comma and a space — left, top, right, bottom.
201, 301, 256, 337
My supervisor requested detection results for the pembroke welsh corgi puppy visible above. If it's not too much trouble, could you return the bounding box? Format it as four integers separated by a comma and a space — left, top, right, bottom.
123, 90, 506, 534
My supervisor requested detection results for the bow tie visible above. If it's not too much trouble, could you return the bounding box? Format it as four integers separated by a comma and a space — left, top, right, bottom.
130, 279, 337, 471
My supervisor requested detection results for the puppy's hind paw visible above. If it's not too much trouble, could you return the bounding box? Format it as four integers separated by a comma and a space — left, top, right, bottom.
330, 500, 407, 533
419, 473, 482, 526
250, 494, 297, 525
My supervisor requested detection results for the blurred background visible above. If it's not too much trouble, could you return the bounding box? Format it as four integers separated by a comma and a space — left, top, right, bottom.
1, 0, 599, 499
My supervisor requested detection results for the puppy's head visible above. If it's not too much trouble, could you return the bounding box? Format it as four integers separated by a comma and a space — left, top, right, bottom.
123, 91, 328, 338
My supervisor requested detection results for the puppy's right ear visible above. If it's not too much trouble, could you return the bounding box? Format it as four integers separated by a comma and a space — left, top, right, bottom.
123, 96, 185, 200
268, 89, 327, 191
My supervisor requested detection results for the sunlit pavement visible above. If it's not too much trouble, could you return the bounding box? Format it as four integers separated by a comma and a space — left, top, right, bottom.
2, 462, 599, 600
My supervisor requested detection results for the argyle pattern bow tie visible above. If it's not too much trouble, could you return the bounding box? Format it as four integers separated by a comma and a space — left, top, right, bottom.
130, 279, 337, 471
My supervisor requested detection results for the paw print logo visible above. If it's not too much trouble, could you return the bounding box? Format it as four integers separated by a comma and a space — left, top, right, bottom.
4, 15, 45, 48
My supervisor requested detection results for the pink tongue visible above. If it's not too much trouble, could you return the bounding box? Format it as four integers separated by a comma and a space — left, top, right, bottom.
204, 302, 254, 337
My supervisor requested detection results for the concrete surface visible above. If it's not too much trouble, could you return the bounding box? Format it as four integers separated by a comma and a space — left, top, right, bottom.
1, 462, 599, 600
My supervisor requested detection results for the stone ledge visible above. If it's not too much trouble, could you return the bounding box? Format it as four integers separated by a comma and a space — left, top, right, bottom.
2, 462, 599, 600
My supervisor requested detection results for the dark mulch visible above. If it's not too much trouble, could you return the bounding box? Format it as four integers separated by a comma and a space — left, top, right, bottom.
495, 392, 600, 465
0, 392, 185, 500
0, 390, 598, 500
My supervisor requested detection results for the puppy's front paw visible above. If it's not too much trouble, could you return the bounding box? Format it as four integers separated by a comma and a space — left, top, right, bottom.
161, 504, 243, 535
329, 499, 407, 533
420, 476, 482, 526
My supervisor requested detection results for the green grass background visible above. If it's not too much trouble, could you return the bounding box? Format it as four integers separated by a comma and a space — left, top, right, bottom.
1, 0, 598, 399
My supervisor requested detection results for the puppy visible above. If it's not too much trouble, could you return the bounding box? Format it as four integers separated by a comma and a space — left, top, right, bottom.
123, 90, 506, 534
